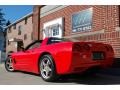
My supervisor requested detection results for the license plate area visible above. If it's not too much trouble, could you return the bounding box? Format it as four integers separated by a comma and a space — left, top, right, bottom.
92, 52, 105, 60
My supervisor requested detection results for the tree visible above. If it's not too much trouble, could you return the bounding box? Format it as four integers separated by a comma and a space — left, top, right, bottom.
0, 9, 6, 32
0, 9, 7, 52
6, 20, 11, 26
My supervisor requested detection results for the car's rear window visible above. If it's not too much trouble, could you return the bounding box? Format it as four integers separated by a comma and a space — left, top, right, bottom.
47, 37, 79, 44
47, 37, 62, 44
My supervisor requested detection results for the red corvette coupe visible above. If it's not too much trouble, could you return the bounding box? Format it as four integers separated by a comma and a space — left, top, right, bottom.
5, 37, 114, 82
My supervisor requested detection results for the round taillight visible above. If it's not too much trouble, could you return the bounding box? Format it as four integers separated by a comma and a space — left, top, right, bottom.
105, 46, 109, 51
109, 46, 113, 51
105, 45, 113, 51
73, 44, 81, 52
83, 44, 90, 51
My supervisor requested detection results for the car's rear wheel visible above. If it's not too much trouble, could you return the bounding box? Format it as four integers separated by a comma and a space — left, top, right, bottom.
5, 57, 14, 72
39, 54, 58, 82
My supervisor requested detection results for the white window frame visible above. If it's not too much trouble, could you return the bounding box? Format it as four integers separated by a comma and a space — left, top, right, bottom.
43, 17, 64, 39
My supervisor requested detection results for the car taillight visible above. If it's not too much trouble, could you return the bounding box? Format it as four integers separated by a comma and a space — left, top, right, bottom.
73, 43, 90, 52
83, 44, 90, 51
73, 44, 81, 52
105, 45, 113, 52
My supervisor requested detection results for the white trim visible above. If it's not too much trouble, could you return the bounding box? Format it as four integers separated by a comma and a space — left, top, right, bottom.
64, 29, 105, 38
6, 6, 67, 29
43, 17, 64, 39
40, 5, 68, 18
6, 12, 33, 29
115, 27, 120, 31
8, 38, 14, 42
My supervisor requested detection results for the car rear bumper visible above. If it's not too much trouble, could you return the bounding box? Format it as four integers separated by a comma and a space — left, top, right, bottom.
62, 58, 114, 74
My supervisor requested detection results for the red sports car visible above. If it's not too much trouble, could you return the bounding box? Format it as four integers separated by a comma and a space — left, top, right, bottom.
5, 37, 114, 82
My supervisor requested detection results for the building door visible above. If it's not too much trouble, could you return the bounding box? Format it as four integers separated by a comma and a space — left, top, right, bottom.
17, 41, 24, 51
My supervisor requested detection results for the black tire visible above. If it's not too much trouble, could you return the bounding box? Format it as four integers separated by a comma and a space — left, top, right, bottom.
39, 54, 58, 82
5, 56, 14, 72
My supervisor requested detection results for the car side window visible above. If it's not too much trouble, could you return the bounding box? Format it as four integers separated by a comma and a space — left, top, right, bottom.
28, 42, 41, 49
25, 40, 42, 50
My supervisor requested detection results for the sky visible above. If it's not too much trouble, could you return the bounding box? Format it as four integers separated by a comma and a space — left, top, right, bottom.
0, 5, 33, 23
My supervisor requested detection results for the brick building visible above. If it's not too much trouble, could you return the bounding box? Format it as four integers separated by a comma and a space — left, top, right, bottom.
5, 5, 120, 59
6, 13, 33, 54
32, 5, 120, 59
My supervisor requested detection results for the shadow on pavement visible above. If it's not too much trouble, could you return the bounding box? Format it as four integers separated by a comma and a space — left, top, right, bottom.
53, 74, 120, 85
16, 70, 120, 85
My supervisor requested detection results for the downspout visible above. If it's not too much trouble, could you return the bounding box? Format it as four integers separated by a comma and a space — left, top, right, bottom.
38, 7, 40, 40
38, 5, 45, 40
119, 5, 120, 27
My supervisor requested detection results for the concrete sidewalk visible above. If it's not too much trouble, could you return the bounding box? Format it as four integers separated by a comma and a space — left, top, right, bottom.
0, 63, 4, 67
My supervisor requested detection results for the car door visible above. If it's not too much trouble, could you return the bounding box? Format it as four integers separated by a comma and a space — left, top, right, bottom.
14, 41, 42, 72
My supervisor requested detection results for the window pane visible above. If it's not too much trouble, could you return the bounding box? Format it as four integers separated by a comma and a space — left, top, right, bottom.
52, 24, 59, 36
13, 24, 16, 29
18, 25, 22, 35
24, 34, 27, 40
25, 18, 27, 24
8, 27, 11, 33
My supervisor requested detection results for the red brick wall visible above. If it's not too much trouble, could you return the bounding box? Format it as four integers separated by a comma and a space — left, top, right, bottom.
38, 5, 120, 58
33, 6, 40, 40
33, 5, 44, 40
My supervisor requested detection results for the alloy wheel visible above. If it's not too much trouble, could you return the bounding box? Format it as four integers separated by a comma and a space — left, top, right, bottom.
6, 57, 14, 72
40, 57, 52, 79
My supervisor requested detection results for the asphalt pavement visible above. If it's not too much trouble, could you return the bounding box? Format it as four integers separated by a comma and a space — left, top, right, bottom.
1, 63, 120, 85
